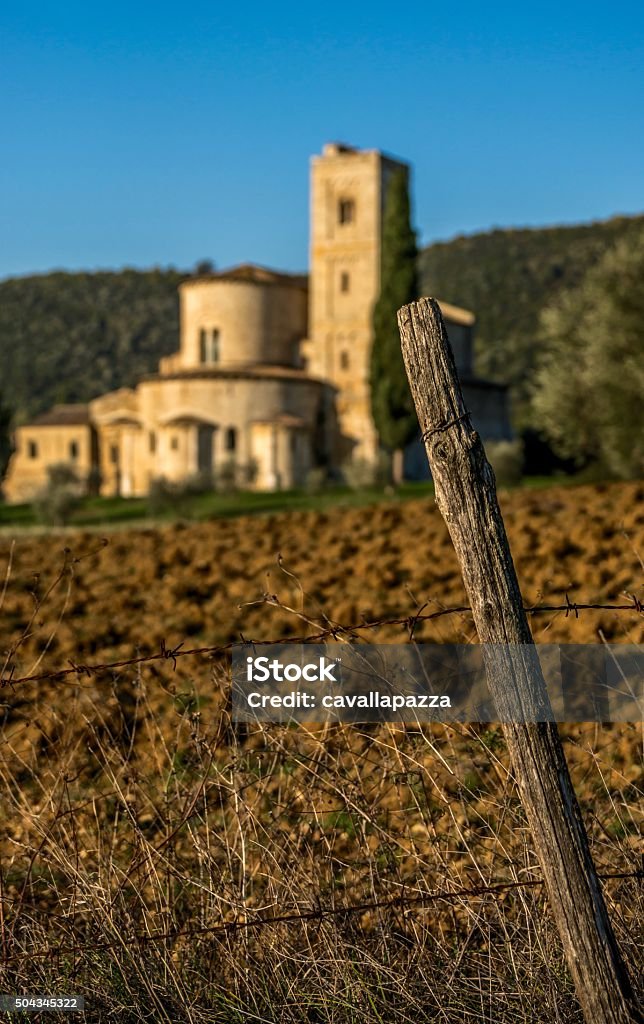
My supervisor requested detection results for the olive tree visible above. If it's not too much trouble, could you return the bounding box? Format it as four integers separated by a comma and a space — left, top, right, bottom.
532, 229, 644, 478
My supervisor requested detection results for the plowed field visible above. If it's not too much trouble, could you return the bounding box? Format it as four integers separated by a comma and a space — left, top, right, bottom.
1, 480, 642, 1019
2, 480, 642, 667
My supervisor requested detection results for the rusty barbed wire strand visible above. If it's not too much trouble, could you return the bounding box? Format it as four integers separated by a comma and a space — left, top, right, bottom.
1, 593, 642, 689
1, 869, 641, 965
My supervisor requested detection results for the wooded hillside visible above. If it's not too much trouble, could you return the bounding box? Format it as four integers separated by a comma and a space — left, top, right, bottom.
419, 214, 644, 423
0, 269, 184, 423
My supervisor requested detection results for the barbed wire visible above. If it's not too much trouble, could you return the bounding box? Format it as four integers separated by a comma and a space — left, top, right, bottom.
1, 546, 641, 982
1, 868, 641, 965
1, 592, 642, 689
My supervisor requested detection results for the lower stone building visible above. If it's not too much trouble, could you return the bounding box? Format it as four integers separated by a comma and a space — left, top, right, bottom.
3, 144, 511, 503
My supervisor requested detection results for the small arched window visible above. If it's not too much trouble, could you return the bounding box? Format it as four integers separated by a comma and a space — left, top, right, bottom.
340, 271, 350, 293
340, 350, 350, 370
69, 440, 78, 460
149, 431, 156, 454
28, 440, 38, 459
338, 198, 355, 224
211, 329, 220, 363
225, 427, 237, 452
200, 327, 220, 363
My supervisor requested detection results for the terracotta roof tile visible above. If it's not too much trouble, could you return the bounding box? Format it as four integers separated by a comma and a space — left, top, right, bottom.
184, 263, 308, 289
28, 404, 90, 427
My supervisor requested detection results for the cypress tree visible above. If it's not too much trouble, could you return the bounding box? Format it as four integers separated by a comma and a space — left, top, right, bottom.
370, 167, 419, 483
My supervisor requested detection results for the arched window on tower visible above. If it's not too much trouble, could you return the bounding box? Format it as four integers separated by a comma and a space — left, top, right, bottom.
199, 328, 207, 363
225, 427, 237, 452
340, 271, 350, 293
338, 198, 355, 224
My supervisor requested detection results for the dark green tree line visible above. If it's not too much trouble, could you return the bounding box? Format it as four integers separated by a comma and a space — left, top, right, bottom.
420, 214, 644, 427
0, 268, 185, 424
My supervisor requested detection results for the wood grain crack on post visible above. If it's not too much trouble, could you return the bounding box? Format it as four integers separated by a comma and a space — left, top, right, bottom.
397, 297, 642, 1024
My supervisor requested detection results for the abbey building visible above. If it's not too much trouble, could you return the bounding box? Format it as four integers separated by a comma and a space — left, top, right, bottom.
3, 143, 510, 503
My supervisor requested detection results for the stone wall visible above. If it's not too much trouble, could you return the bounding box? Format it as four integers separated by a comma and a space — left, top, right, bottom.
176, 278, 307, 370
305, 144, 410, 463
92, 372, 328, 497
3, 422, 94, 503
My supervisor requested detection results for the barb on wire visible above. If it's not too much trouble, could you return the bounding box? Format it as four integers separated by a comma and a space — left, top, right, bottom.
1, 869, 641, 965
1, 594, 642, 689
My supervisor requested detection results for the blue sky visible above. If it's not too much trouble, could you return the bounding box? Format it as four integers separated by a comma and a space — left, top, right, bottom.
2, 1, 643, 278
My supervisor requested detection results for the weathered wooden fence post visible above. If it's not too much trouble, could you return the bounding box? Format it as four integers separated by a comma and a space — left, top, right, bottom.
397, 297, 642, 1024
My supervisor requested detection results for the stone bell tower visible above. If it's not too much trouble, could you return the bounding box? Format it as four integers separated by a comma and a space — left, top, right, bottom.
304, 142, 410, 463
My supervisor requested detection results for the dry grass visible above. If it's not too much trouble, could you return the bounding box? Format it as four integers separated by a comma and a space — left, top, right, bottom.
0, 480, 642, 1021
